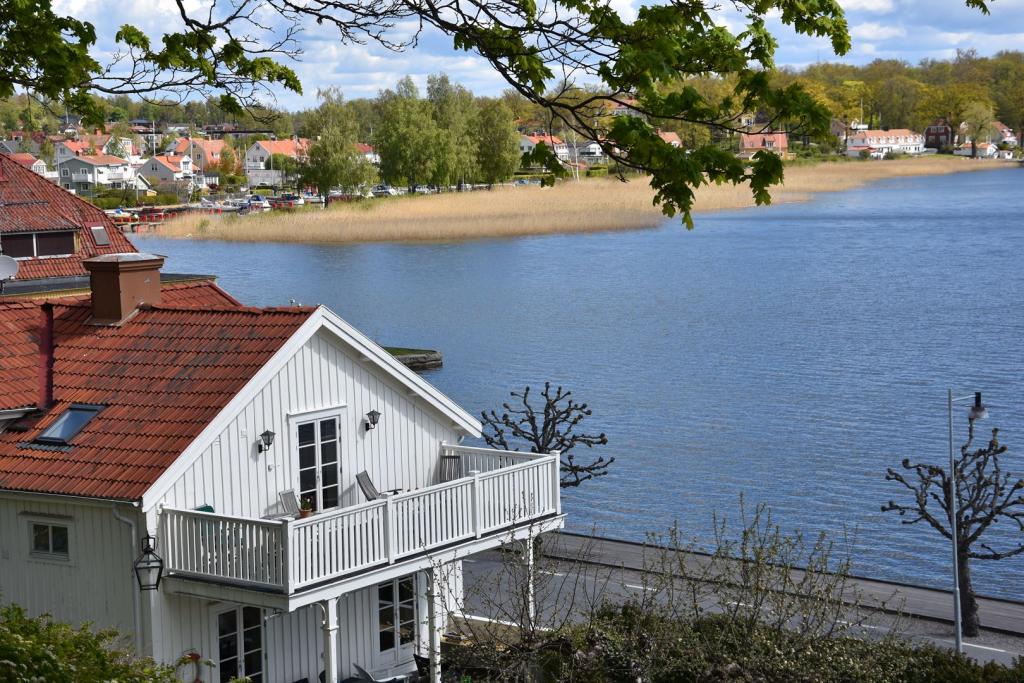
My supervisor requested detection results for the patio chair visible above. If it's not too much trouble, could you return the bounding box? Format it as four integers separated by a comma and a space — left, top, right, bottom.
343, 663, 408, 682
279, 489, 301, 516
356, 470, 402, 502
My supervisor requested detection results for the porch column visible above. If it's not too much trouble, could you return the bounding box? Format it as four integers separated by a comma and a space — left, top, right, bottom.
320, 598, 340, 683
523, 537, 536, 630
425, 568, 441, 683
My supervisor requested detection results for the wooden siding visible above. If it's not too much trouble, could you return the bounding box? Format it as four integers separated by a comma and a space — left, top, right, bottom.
156, 328, 461, 519
0, 496, 135, 635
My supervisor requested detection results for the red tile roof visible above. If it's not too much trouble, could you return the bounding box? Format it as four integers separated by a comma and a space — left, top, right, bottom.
524, 134, 564, 146
8, 153, 40, 168
0, 301, 314, 500
173, 138, 225, 157
739, 132, 789, 151
149, 155, 184, 173
74, 154, 129, 166
255, 139, 310, 158
0, 281, 243, 411
355, 143, 375, 154
0, 155, 137, 280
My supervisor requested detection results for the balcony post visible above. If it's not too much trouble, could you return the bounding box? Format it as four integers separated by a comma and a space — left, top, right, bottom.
280, 517, 292, 593
549, 451, 561, 515
385, 495, 396, 564
471, 470, 482, 538
425, 567, 441, 683
319, 598, 340, 683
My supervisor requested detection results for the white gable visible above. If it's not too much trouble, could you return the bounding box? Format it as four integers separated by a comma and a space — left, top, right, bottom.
142, 306, 480, 514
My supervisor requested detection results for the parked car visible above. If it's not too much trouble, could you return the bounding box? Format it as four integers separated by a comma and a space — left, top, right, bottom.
413, 185, 435, 195
371, 185, 400, 197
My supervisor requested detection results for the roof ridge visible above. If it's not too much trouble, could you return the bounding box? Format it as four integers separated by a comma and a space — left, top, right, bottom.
138, 302, 316, 315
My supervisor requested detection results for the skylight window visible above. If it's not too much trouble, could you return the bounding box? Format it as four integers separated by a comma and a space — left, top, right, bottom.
90, 225, 110, 246
36, 404, 103, 445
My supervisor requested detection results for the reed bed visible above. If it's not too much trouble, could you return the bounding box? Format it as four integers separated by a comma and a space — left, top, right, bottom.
159, 156, 1000, 244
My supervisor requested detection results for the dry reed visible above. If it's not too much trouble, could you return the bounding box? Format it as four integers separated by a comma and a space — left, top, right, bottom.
158, 156, 1002, 244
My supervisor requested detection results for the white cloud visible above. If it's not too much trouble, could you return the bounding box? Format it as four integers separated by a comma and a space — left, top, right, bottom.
849, 22, 907, 40
840, 0, 894, 12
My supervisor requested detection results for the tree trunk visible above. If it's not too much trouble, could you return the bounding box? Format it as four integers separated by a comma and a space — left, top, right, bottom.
958, 551, 980, 637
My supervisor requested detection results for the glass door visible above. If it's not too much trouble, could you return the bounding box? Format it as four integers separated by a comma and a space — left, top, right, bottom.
216, 606, 263, 682
376, 576, 417, 668
297, 416, 340, 511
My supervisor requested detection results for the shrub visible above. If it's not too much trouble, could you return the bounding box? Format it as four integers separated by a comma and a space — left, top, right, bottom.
0, 602, 176, 682
586, 166, 608, 177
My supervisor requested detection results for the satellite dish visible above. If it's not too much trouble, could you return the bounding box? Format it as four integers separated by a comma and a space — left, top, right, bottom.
0, 254, 19, 280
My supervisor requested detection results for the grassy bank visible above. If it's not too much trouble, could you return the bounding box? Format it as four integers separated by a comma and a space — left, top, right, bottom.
158, 157, 1004, 244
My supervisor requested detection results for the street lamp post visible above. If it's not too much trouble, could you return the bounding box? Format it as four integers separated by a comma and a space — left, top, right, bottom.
946, 389, 988, 654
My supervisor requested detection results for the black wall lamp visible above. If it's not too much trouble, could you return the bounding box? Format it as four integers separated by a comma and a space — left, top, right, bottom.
133, 534, 164, 591
257, 430, 276, 453
365, 410, 381, 431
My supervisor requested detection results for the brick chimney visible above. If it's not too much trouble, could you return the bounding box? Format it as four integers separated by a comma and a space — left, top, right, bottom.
82, 253, 164, 324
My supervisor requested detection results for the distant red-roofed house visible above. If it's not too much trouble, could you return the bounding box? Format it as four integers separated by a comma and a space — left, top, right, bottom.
355, 142, 380, 164
519, 133, 570, 161
244, 138, 311, 171
657, 130, 682, 148
0, 154, 137, 281
845, 129, 923, 158
58, 154, 138, 192
0, 248, 559, 682
171, 137, 226, 168
739, 131, 790, 158
990, 121, 1017, 146
140, 154, 194, 185
955, 141, 998, 158
6, 152, 47, 176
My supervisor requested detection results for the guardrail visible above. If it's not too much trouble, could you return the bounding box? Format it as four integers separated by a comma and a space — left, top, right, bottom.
161, 450, 559, 593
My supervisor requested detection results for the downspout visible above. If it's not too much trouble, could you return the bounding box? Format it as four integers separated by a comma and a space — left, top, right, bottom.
111, 503, 143, 654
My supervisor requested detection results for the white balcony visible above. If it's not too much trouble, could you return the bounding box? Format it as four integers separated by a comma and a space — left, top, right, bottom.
160, 446, 562, 608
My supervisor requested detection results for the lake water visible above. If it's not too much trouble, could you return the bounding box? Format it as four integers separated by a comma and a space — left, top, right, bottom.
136, 167, 1024, 600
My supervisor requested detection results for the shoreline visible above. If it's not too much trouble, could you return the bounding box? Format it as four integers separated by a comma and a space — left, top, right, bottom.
151, 157, 1013, 245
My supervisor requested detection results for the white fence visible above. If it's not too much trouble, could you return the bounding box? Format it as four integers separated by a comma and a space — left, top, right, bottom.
162, 449, 559, 593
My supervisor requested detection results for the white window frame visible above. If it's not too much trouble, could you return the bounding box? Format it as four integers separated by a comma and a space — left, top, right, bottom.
287, 405, 347, 512
22, 513, 74, 565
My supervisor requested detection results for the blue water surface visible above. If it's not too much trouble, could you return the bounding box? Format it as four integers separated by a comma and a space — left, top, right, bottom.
136, 167, 1024, 599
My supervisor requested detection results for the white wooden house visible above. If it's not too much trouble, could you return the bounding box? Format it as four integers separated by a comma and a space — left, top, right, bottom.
0, 251, 563, 683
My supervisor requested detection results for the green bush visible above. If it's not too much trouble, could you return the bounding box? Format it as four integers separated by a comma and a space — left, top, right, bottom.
89, 191, 180, 209
585, 166, 608, 177
0, 602, 177, 682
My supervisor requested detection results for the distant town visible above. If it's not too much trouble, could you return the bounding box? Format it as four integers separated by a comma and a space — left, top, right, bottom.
1, 51, 1021, 212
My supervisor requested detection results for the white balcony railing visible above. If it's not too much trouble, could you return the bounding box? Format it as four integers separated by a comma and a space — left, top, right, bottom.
161, 447, 560, 593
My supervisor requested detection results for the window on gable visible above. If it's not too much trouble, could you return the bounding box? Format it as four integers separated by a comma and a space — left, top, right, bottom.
36, 404, 103, 445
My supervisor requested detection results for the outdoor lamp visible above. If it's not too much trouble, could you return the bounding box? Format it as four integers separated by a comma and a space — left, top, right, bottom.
968, 392, 988, 421
257, 430, 276, 453
133, 535, 164, 591
365, 410, 381, 431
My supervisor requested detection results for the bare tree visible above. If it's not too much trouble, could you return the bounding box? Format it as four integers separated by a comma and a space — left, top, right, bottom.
481, 383, 610, 488
883, 422, 1024, 636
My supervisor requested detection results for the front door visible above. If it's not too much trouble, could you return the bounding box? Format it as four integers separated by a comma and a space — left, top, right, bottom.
216, 605, 264, 682
375, 575, 417, 670
297, 415, 340, 512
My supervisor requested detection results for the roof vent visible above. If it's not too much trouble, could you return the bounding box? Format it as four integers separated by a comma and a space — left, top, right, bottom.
82, 253, 164, 324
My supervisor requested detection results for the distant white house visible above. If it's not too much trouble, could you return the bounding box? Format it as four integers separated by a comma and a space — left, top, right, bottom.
355, 142, 380, 165
244, 138, 311, 171
58, 154, 137, 192
6, 152, 48, 177
141, 154, 194, 184
845, 129, 924, 157
519, 134, 570, 161
954, 141, 999, 158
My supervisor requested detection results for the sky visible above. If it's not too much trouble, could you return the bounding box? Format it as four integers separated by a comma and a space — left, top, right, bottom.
52, 0, 1024, 110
